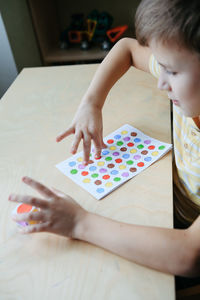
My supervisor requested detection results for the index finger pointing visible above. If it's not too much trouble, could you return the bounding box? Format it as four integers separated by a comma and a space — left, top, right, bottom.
22, 177, 56, 199
56, 127, 74, 142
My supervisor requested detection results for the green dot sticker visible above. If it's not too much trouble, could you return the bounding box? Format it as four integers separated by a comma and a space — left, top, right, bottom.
91, 173, 99, 178
117, 141, 123, 146
70, 169, 78, 174
105, 156, 112, 161
137, 144, 144, 149
159, 145, 165, 150
114, 177, 121, 182
126, 160, 133, 165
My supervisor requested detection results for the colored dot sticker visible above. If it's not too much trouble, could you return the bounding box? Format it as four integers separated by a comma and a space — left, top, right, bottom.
133, 155, 141, 160
107, 163, 115, 168
119, 165, 126, 170
159, 145, 165, 150
92, 173, 99, 178
122, 172, 129, 177
127, 142, 134, 147
121, 130, 128, 135
114, 134, 121, 139
126, 160, 133, 165
130, 149, 137, 154
69, 161, 76, 167
102, 175, 110, 180
77, 157, 83, 162
81, 171, 88, 176
88, 159, 94, 164
122, 154, 130, 159
112, 151, 120, 156
95, 180, 102, 185
114, 177, 121, 182
151, 151, 159, 156
95, 155, 102, 160
78, 164, 85, 169
107, 139, 114, 144
117, 141, 123, 146
111, 170, 118, 175
141, 150, 148, 155
137, 144, 144, 149
144, 140, 151, 145
110, 146, 116, 150
144, 157, 152, 162
131, 132, 137, 136
71, 169, 78, 174
134, 138, 141, 143
115, 158, 122, 163
89, 166, 97, 171
105, 156, 112, 161
102, 150, 109, 155
120, 147, 127, 152
83, 178, 91, 183
105, 182, 113, 188
130, 167, 137, 172
148, 145, 155, 150
100, 168, 107, 173
97, 161, 105, 166
97, 188, 104, 193
17, 203, 32, 214
123, 136, 130, 141
137, 162, 144, 167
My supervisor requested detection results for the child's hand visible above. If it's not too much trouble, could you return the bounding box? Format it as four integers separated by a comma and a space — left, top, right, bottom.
9, 176, 87, 238
56, 104, 107, 165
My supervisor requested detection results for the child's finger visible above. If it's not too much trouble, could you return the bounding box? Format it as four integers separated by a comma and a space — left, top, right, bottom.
56, 127, 74, 142
19, 222, 51, 234
8, 194, 49, 209
12, 211, 45, 223
21, 177, 56, 199
71, 131, 82, 154
93, 135, 103, 159
83, 134, 91, 164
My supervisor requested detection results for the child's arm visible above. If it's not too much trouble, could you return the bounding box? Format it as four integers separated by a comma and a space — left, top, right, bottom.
56, 38, 151, 164
9, 177, 200, 277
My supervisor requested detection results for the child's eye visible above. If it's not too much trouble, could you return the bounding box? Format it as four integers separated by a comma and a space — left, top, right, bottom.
166, 69, 177, 76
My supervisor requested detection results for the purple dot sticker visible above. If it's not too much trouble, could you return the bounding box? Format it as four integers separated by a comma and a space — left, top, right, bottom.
99, 168, 107, 173
144, 139, 151, 145
134, 138, 141, 143
102, 150, 109, 155
97, 188, 104, 193
122, 172, 129, 177
144, 156, 152, 162
69, 161, 76, 167
123, 136, 130, 142
133, 155, 141, 160
111, 170, 118, 175
114, 134, 121, 139
122, 154, 130, 159
78, 164, 85, 169
113, 151, 120, 156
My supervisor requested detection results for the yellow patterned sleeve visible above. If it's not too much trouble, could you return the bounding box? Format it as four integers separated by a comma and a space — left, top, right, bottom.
149, 54, 161, 78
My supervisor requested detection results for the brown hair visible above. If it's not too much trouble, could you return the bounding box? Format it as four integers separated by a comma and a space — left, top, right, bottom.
135, 0, 200, 54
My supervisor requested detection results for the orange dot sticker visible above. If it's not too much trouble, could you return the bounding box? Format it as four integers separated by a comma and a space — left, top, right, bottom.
107, 139, 114, 144
137, 162, 144, 167
148, 145, 155, 150
102, 175, 110, 180
17, 203, 33, 214
81, 171, 89, 176
127, 142, 134, 147
115, 158, 122, 163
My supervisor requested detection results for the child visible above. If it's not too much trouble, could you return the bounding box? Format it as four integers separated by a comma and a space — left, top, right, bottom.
9, 0, 200, 282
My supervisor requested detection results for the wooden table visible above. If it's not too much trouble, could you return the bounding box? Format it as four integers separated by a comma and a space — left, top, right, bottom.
0, 64, 174, 299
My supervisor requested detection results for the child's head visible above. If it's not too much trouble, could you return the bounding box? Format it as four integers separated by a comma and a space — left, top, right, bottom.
135, 0, 200, 118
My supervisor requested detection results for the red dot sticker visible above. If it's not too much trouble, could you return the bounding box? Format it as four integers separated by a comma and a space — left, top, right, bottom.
102, 175, 110, 180
95, 155, 102, 160
127, 142, 134, 147
17, 203, 32, 214
148, 145, 155, 150
115, 158, 122, 163
81, 171, 89, 176
137, 162, 144, 167
107, 139, 114, 144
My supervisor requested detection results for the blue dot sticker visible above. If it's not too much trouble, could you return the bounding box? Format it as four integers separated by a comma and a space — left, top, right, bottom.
111, 170, 118, 175
122, 154, 130, 159
134, 138, 141, 143
114, 134, 121, 139
97, 188, 104, 193
69, 161, 76, 167
102, 150, 109, 155
89, 166, 97, 171
144, 157, 152, 162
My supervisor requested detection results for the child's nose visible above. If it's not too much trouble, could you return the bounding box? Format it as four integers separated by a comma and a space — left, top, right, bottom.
157, 74, 171, 91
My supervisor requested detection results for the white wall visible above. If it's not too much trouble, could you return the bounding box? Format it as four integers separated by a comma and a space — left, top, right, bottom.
0, 12, 18, 99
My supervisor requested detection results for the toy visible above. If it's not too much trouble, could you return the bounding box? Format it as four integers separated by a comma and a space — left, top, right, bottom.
60, 10, 128, 51
12, 203, 39, 227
